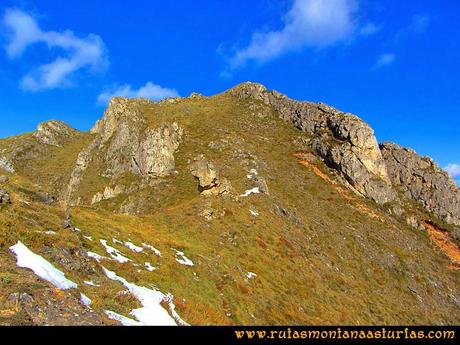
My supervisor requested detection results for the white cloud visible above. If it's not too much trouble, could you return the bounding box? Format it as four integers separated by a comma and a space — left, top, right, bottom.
445, 163, 460, 179
2, 8, 108, 91
408, 14, 430, 34
373, 53, 396, 69
360, 22, 382, 36
227, 0, 359, 69
97, 82, 179, 105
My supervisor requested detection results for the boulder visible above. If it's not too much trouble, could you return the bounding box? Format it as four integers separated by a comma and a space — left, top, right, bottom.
0, 188, 10, 205
381, 142, 460, 226
190, 155, 233, 196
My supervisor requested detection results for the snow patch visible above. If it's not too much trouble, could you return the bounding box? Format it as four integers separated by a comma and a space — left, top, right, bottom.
142, 243, 162, 257
125, 241, 144, 253
83, 235, 93, 241
249, 209, 259, 217
173, 249, 194, 267
34, 231, 57, 235
246, 272, 257, 279
10, 241, 77, 290
100, 240, 131, 263
80, 293, 92, 306
240, 187, 260, 197
84, 280, 100, 287
112, 238, 123, 245
145, 262, 157, 272
86, 251, 107, 262
105, 310, 141, 326
247, 169, 258, 179
102, 267, 187, 326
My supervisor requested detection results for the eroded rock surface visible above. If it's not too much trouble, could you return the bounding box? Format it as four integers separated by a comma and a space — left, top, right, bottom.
0, 188, 10, 205
3, 290, 102, 326
190, 155, 232, 196
0, 157, 15, 173
381, 142, 460, 226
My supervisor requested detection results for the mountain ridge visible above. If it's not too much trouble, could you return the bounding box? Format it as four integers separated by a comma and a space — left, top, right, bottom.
0, 82, 459, 325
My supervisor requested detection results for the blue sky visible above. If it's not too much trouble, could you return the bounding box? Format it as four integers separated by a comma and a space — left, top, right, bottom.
0, 0, 459, 180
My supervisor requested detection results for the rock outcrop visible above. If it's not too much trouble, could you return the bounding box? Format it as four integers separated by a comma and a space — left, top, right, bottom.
190, 155, 233, 196
92, 98, 183, 178
65, 97, 183, 206
0, 188, 10, 205
380, 142, 460, 226
33, 120, 77, 147
229, 82, 396, 204
0, 157, 15, 173
4, 290, 102, 325
91, 185, 125, 205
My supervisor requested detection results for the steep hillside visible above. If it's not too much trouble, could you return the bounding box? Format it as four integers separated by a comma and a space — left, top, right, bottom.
0, 83, 459, 325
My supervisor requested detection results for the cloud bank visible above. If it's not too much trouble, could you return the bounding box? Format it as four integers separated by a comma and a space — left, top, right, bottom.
97, 82, 179, 105
445, 163, 460, 179
2, 8, 108, 91
227, 0, 359, 69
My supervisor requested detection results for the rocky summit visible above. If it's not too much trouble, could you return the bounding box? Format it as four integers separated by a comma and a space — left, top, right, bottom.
0, 82, 459, 326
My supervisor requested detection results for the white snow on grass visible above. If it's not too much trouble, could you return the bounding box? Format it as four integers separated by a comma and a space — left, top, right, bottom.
104, 310, 142, 326
80, 293, 92, 306
144, 262, 157, 272
83, 235, 93, 241
73, 227, 81, 232
125, 241, 144, 253
84, 280, 100, 287
247, 169, 258, 179
9, 241, 77, 290
100, 240, 131, 263
34, 230, 57, 235
246, 272, 257, 279
240, 187, 260, 197
173, 249, 194, 267
142, 243, 162, 257
86, 251, 107, 262
112, 238, 123, 245
249, 209, 259, 217
102, 267, 187, 326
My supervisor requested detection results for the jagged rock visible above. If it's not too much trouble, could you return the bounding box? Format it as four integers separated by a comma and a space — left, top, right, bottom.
228, 82, 395, 205
5, 290, 102, 326
190, 155, 232, 196
0, 175, 8, 184
254, 176, 269, 195
91, 185, 125, 204
189, 92, 204, 99
381, 142, 460, 227
33, 120, 77, 147
42, 247, 97, 275
0, 188, 11, 205
0, 157, 15, 173
65, 98, 183, 206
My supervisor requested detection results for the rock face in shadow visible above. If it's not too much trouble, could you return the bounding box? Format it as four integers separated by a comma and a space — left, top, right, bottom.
33, 120, 78, 147
228, 82, 396, 204
381, 142, 460, 226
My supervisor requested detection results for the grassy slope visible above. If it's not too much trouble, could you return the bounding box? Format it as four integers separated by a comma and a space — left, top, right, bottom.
0, 92, 459, 325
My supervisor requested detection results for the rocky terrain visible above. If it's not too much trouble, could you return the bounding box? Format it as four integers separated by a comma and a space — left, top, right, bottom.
0, 82, 459, 325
